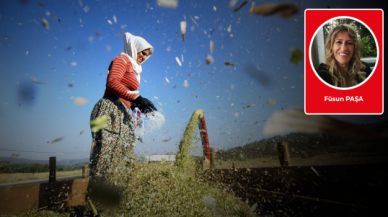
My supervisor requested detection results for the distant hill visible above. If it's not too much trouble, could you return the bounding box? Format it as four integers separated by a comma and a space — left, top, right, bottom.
217, 120, 388, 160
0, 157, 89, 166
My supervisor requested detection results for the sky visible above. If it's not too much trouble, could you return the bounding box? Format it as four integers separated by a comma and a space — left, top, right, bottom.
0, 0, 386, 161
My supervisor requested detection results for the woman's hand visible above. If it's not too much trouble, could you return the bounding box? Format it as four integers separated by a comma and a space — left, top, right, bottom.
131, 96, 157, 114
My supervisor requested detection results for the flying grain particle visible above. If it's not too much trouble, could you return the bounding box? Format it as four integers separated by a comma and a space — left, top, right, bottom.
118, 31, 123, 36
41, 18, 49, 30
291, 86, 295, 88
231, 103, 234, 106
90, 116, 108, 132
157, 0, 178, 8
244, 104, 256, 109
181, 54, 184, 63
250, 3, 299, 18
11, 154, 19, 158
78, 0, 83, 7
154, 96, 159, 100
234, 113, 239, 118
161, 137, 171, 143
175, 57, 182, 66
249, 2, 255, 13
48, 54, 51, 57
95, 30, 101, 36
45, 11, 50, 17
113, 15, 117, 23
26, 51, 28, 55
206, 55, 214, 64
80, 130, 84, 135
158, 102, 162, 106
230, 84, 235, 90
213, 6, 217, 11
266, 99, 276, 105
38, 2, 45, 7
180, 21, 187, 42
229, 0, 238, 8
106, 45, 111, 51
311, 166, 320, 176
30, 77, 46, 84
107, 20, 113, 25
194, 16, 199, 19
230, 34, 233, 37
235, 1, 248, 12
166, 46, 171, 52
71, 62, 77, 66
210, 41, 214, 53
83, 5, 90, 13
74, 97, 88, 105
183, 80, 189, 88
51, 137, 64, 143
165, 77, 170, 83
189, 15, 199, 27
249, 203, 258, 215
290, 48, 303, 66
225, 62, 234, 66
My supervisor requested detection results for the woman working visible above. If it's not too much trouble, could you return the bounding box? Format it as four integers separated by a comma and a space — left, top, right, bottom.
86, 32, 157, 215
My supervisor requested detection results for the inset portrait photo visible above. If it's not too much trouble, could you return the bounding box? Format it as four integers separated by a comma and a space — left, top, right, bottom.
310, 17, 378, 89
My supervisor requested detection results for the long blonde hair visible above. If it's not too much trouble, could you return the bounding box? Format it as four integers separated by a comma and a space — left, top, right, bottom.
324, 24, 366, 87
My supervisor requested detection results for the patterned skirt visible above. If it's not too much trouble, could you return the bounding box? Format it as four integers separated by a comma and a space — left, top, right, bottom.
89, 97, 137, 188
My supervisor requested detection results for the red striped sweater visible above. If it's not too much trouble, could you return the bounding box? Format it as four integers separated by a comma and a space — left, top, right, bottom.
103, 54, 139, 109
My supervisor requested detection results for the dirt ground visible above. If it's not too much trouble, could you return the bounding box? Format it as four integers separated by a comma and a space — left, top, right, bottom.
0, 169, 82, 184
214, 152, 388, 169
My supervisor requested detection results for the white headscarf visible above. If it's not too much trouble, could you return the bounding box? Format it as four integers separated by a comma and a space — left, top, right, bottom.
122, 32, 154, 83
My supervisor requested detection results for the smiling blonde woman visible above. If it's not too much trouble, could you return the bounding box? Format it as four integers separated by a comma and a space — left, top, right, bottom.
317, 24, 372, 88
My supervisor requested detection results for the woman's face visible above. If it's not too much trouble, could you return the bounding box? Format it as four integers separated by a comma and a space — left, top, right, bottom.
332, 31, 354, 67
137, 49, 150, 64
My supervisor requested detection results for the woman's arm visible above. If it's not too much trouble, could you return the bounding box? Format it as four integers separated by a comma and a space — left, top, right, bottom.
106, 55, 139, 101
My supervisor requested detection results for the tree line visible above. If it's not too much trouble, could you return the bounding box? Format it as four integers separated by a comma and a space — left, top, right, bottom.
0, 162, 86, 174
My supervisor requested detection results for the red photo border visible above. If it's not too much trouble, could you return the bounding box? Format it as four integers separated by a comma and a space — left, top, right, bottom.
304, 9, 384, 114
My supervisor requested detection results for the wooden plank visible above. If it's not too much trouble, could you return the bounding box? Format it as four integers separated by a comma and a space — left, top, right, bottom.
0, 175, 83, 188
276, 142, 289, 169
67, 178, 89, 207
82, 165, 89, 178
49, 157, 56, 183
0, 178, 89, 214
283, 142, 292, 166
0, 183, 40, 214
